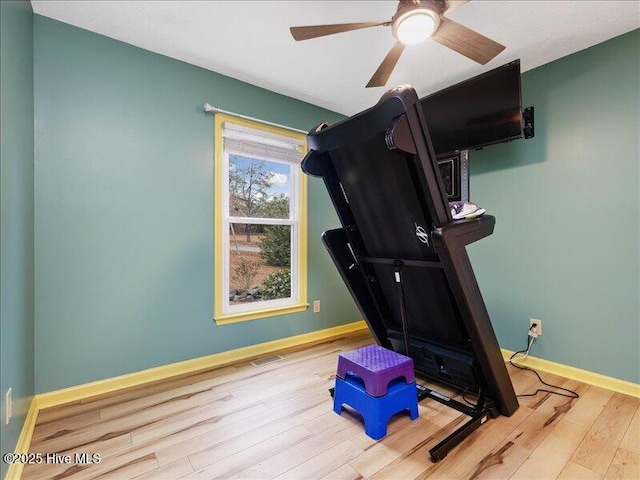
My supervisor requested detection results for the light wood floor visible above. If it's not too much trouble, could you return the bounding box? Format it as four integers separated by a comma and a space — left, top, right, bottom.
24, 332, 639, 480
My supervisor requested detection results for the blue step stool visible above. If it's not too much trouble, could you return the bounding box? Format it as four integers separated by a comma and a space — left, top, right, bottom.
333, 373, 418, 440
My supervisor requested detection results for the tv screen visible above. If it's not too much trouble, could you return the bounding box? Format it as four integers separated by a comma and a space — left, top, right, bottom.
421, 60, 524, 155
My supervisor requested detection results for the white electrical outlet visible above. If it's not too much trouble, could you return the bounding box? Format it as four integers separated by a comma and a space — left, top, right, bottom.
5, 387, 12, 425
313, 300, 320, 313
529, 318, 542, 337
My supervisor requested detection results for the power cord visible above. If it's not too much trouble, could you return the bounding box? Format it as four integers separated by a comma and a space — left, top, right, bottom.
509, 324, 579, 399
461, 387, 477, 407
459, 386, 495, 412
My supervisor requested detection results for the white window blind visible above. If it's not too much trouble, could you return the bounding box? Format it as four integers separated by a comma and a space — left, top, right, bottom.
222, 122, 305, 165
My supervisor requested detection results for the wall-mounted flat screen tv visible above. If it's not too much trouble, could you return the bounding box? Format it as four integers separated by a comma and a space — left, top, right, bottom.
421, 60, 524, 156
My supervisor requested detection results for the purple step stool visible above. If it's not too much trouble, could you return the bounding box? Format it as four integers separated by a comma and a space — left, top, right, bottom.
337, 344, 415, 397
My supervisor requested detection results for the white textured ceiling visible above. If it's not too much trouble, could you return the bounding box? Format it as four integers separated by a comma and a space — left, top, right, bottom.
31, 0, 640, 115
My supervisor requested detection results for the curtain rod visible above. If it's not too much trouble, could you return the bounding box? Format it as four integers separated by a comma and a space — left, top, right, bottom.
203, 104, 308, 134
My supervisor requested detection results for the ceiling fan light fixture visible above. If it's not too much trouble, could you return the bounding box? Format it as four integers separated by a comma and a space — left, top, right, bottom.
393, 8, 439, 45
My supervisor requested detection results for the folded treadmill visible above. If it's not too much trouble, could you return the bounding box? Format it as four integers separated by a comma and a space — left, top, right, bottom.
301, 85, 518, 461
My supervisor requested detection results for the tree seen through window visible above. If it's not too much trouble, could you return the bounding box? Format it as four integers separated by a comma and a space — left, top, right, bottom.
228, 155, 291, 304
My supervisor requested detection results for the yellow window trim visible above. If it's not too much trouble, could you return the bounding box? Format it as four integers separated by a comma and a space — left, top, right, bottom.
213, 112, 308, 325
215, 303, 310, 325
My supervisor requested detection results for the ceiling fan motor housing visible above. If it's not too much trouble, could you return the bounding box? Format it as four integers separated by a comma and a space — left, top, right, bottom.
391, 0, 445, 42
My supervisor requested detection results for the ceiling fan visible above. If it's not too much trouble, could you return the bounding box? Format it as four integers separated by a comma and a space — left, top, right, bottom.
290, 0, 505, 88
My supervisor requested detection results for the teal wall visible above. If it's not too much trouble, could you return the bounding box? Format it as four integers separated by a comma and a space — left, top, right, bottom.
33, 15, 357, 393
0, 0, 35, 476
29, 15, 640, 394
470, 29, 639, 383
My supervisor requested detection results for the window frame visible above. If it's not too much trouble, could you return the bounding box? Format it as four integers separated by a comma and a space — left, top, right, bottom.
213, 113, 308, 325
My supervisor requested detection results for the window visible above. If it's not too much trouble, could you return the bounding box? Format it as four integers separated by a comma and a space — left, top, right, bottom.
214, 113, 308, 324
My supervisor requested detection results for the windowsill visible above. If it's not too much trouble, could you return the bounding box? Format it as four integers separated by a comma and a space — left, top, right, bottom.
214, 302, 310, 325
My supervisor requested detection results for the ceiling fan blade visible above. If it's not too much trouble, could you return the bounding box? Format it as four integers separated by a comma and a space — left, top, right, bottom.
366, 43, 406, 88
290, 22, 387, 41
445, 1, 470, 13
431, 17, 505, 65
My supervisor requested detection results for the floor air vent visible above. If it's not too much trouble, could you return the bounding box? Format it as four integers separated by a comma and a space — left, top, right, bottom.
250, 355, 283, 367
